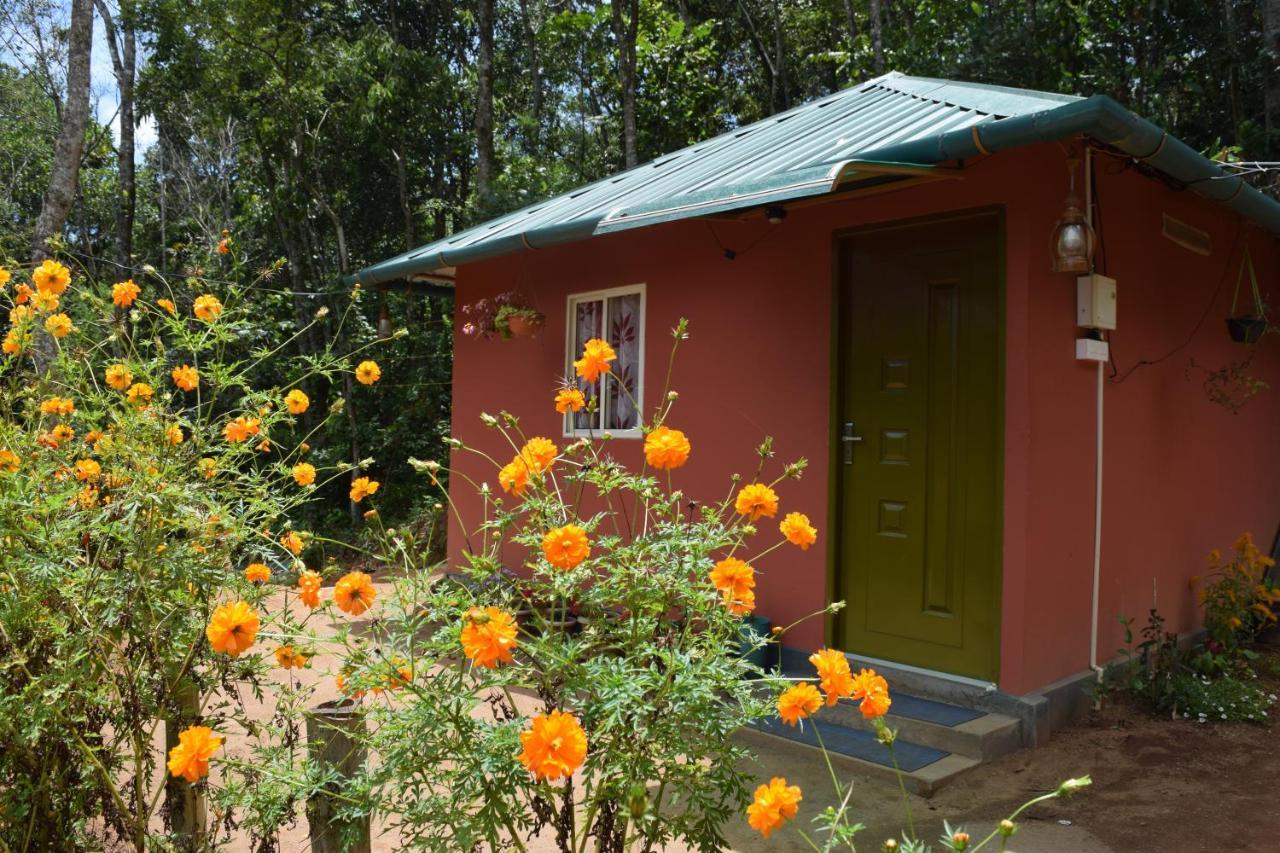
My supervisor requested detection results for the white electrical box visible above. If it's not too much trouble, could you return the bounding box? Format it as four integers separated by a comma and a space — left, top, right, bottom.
1076, 338, 1110, 362
1077, 274, 1117, 330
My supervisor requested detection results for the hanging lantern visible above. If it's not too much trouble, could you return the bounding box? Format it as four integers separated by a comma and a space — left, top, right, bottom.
377, 291, 392, 339
1050, 153, 1095, 273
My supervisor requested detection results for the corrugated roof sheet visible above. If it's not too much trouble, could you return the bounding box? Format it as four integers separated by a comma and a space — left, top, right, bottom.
351, 72, 1280, 284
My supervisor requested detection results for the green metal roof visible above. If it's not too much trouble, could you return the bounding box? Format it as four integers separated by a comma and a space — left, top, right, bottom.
351, 72, 1280, 286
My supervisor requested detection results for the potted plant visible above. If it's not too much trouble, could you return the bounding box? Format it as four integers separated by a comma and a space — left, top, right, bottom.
494, 304, 545, 338
458, 290, 543, 340
1226, 247, 1269, 344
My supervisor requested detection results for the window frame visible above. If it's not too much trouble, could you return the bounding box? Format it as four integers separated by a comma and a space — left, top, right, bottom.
563, 283, 646, 439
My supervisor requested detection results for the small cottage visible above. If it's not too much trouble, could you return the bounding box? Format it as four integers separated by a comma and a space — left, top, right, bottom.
353, 73, 1280, 750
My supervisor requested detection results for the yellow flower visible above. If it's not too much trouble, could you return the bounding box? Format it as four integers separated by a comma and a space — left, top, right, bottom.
193, 294, 223, 322
126, 382, 154, 408
747, 777, 802, 838
166, 424, 184, 446
171, 364, 199, 391
643, 426, 691, 470
498, 456, 529, 496
334, 570, 376, 616
244, 562, 271, 584
281, 530, 305, 555
0, 449, 18, 473
292, 462, 317, 486
710, 557, 756, 615
43, 312, 72, 338
217, 236, 231, 255
809, 648, 854, 706
2, 328, 28, 356
735, 483, 779, 521
32, 259, 71, 295
284, 388, 309, 414
461, 606, 519, 668
157, 298, 177, 315
520, 437, 557, 475
355, 360, 381, 385
74, 459, 101, 482
198, 457, 217, 479
9, 304, 32, 324
851, 668, 891, 719
39, 396, 75, 416
573, 338, 616, 383
112, 279, 140, 308
518, 710, 588, 781
779, 512, 817, 550
542, 524, 590, 570
13, 283, 32, 304
777, 683, 823, 727
274, 645, 308, 670
555, 387, 586, 414
297, 569, 322, 607
105, 363, 133, 391
166, 725, 223, 783
205, 600, 260, 657
31, 289, 59, 312
75, 486, 99, 508
349, 476, 379, 502
0, 267, 9, 287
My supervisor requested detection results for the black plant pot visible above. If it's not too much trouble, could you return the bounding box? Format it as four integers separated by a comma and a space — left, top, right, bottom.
1226, 315, 1267, 344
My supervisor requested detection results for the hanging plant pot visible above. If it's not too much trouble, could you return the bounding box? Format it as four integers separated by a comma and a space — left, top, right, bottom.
504, 312, 544, 338
1226, 315, 1267, 345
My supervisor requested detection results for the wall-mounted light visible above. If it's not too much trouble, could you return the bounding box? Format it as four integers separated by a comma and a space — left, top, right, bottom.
1050, 152, 1095, 273
765, 205, 787, 224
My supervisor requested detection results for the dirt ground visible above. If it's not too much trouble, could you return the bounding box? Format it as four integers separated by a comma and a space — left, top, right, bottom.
197, 584, 1280, 851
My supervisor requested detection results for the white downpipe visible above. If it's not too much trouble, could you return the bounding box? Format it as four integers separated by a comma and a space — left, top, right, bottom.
1085, 146, 1106, 687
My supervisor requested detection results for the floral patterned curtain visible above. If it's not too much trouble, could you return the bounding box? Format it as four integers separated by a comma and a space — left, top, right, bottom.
571, 299, 602, 431
605, 294, 640, 430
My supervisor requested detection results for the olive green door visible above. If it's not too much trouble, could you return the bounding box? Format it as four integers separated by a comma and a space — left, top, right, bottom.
834, 211, 1003, 682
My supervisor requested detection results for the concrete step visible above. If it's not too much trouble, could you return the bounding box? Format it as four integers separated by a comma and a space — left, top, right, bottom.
817, 694, 1023, 761
738, 720, 981, 798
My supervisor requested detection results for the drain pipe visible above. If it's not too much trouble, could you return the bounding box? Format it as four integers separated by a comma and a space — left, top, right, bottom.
1085, 146, 1107, 691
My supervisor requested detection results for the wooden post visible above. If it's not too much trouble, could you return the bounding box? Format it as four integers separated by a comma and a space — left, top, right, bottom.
165, 683, 206, 847
307, 699, 371, 853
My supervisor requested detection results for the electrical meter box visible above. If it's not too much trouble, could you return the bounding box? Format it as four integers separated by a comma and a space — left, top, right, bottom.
1077, 274, 1117, 330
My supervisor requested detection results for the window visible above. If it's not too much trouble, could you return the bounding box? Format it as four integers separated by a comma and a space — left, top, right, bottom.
565, 284, 644, 437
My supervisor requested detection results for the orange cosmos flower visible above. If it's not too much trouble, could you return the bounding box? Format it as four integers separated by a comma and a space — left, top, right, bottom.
32, 259, 71, 295
205, 600, 260, 657
244, 562, 271, 584
198, 457, 217, 479
735, 483, 779, 521
747, 777, 802, 838
284, 388, 309, 414
193, 294, 222, 322
355, 360, 381, 385
157, 298, 177, 315
334, 570, 376, 615
461, 606, 519, 668
43, 312, 72, 338
223, 416, 260, 443
851, 668, 892, 719
297, 569, 322, 607
0, 449, 18, 473
274, 645, 309, 670
166, 725, 223, 783
13, 283, 32, 304
105, 363, 133, 391
777, 682, 823, 727
74, 459, 101, 482
349, 476, 379, 502
498, 456, 529, 496
809, 648, 855, 706
281, 530, 305, 555
31, 289, 59, 312
112, 279, 140, 308
518, 710, 588, 781
0, 267, 8, 287
126, 383, 154, 408
166, 424, 184, 446
39, 396, 74, 416
554, 387, 586, 414
573, 338, 616, 383
171, 364, 198, 391
542, 524, 590, 570
709, 557, 755, 615
779, 512, 817, 550
520, 437, 557, 475
643, 425, 691, 470
292, 462, 317, 486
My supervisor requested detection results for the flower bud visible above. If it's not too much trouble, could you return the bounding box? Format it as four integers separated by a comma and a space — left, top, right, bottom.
667, 390, 679, 400
883, 841, 898, 852
315, 305, 330, 319
951, 831, 970, 850
998, 819, 1016, 837
627, 784, 648, 819
1056, 776, 1092, 796
479, 413, 498, 427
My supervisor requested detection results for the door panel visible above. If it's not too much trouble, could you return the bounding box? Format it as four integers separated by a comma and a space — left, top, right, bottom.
835, 212, 1002, 681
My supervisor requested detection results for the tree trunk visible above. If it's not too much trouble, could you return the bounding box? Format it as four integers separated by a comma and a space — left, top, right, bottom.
30, 0, 94, 260
94, 0, 137, 275
519, 0, 543, 146
869, 0, 884, 75
772, 0, 789, 109
843, 0, 858, 51
1264, 0, 1280, 156
1223, 0, 1243, 148
611, 0, 639, 168
475, 0, 496, 211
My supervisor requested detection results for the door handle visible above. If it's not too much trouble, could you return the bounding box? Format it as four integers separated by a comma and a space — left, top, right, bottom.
841, 421, 863, 464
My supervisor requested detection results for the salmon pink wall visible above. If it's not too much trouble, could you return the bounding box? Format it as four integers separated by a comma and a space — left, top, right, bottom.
444, 142, 1280, 696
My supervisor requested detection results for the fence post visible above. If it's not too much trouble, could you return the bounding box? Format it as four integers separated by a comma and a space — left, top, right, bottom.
307, 699, 371, 853
165, 682, 206, 847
